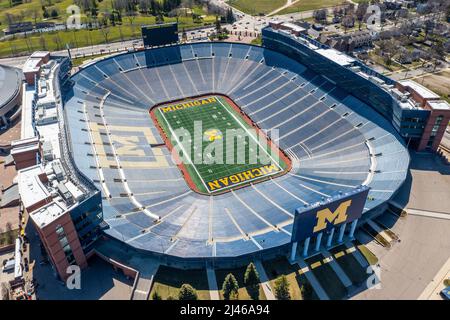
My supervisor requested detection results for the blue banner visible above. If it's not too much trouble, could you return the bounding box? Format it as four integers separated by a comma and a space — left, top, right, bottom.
291, 186, 370, 242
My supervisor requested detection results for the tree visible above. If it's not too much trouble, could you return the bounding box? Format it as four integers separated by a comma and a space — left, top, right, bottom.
355, 1, 369, 30
1, 283, 9, 300
215, 15, 221, 34
244, 262, 260, 300
274, 275, 290, 300
222, 273, 239, 300
5, 222, 13, 245
226, 8, 234, 23
151, 290, 162, 300
50, 8, 58, 18
313, 8, 328, 23
342, 14, 355, 33
178, 284, 198, 300
244, 263, 260, 287
100, 26, 110, 43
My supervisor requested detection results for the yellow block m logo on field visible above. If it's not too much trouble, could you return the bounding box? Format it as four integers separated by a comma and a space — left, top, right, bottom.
313, 200, 352, 233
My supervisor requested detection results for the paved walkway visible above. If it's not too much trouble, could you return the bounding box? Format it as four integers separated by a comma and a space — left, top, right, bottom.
295, 258, 329, 300
344, 242, 370, 268
418, 257, 450, 300
206, 267, 220, 300
367, 220, 393, 243
322, 250, 352, 288
254, 260, 276, 300
406, 208, 450, 221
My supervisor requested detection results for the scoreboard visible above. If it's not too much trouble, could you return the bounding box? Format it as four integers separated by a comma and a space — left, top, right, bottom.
141, 22, 179, 47
291, 186, 370, 242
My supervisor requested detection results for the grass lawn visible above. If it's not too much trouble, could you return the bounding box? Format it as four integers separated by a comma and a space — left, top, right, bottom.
0, 228, 19, 247
0, 13, 216, 57
0, 0, 73, 25
71, 52, 111, 67
250, 35, 262, 46
149, 265, 210, 300
329, 245, 369, 285
0, 4, 217, 57
355, 241, 378, 266
413, 69, 450, 104
262, 257, 318, 300
215, 265, 266, 300
277, 0, 347, 15
227, 0, 286, 15
305, 253, 348, 300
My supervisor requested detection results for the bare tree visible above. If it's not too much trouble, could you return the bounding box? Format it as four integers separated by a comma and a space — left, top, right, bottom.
355, 1, 369, 30
342, 14, 355, 33
1, 283, 10, 300
100, 26, 110, 43
313, 8, 328, 24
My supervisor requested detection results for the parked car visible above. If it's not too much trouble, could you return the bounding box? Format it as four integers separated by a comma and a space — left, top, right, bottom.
441, 286, 450, 300
2, 259, 15, 273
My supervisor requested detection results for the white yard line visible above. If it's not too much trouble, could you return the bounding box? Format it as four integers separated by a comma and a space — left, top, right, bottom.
159, 108, 210, 193
216, 96, 283, 169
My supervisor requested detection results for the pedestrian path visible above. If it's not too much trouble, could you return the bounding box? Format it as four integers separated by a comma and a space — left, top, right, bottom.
418, 257, 450, 300
206, 267, 220, 300
322, 249, 352, 288
295, 258, 329, 300
254, 260, 276, 300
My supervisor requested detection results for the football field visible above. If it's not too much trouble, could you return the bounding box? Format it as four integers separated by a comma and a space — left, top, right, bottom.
153, 95, 289, 194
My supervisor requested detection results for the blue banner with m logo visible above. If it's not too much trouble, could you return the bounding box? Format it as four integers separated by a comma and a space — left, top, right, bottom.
291, 186, 370, 242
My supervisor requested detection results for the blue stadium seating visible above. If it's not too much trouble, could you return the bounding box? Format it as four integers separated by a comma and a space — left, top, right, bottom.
62, 42, 409, 260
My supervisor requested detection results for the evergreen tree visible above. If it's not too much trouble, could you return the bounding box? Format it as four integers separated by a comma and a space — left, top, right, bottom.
244, 263, 260, 287
178, 284, 198, 300
151, 290, 162, 300
222, 273, 239, 300
274, 275, 291, 300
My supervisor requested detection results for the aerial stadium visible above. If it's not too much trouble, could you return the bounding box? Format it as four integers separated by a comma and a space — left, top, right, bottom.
55, 25, 412, 269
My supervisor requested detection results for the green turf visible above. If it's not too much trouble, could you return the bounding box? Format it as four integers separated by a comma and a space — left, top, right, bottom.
154, 95, 288, 194
277, 0, 347, 15
227, 0, 287, 15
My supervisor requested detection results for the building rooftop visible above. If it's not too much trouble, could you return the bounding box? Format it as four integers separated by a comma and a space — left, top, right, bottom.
20, 84, 37, 139
316, 48, 356, 66
31, 201, 65, 228
399, 80, 440, 100
17, 165, 49, 210
428, 100, 450, 111
23, 58, 42, 74
281, 22, 306, 33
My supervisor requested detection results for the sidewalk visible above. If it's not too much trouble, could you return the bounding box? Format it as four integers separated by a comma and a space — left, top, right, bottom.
418, 257, 450, 300
254, 260, 276, 300
295, 258, 329, 300
206, 267, 220, 300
